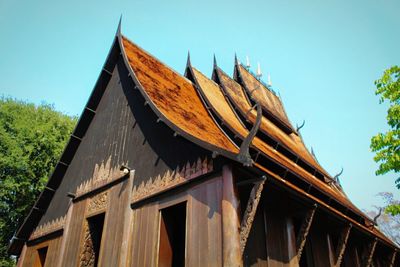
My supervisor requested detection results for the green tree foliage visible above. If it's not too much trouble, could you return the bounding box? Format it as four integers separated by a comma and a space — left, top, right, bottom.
371, 66, 400, 186
0, 98, 76, 266
371, 66, 400, 216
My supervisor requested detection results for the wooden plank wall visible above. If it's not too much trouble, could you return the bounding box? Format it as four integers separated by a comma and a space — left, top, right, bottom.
128, 175, 223, 267
21, 235, 63, 267
39, 56, 208, 226
59, 177, 132, 267
59, 200, 87, 267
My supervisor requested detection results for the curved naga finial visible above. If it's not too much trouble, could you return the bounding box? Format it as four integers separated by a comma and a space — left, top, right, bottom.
373, 207, 382, 226
311, 147, 319, 162
237, 103, 262, 166
333, 167, 344, 183
296, 120, 305, 132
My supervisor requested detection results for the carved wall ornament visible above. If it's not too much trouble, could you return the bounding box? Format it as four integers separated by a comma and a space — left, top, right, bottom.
131, 157, 213, 203
87, 192, 108, 216
296, 205, 317, 260
239, 178, 266, 253
79, 221, 96, 267
75, 156, 129, 197
334, 224, 352, 267
389, 251, 397, 267
29, 215, 66, 240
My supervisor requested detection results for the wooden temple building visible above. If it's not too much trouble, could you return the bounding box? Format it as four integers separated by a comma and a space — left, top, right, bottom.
9, 22, 400, 267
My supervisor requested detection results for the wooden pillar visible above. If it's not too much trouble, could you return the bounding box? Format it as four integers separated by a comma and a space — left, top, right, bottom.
222, 165, 243, 267
56, 199, 74, 267
118, 171, 135, 267
16, 244, 27, 267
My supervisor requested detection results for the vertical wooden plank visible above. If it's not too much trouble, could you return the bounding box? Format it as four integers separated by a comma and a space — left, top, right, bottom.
207, 178, 223, 267
149, 203, 160, 267
187, 189, 201, 267
16, 244, 27, 267
243, 207, 268, 267
56, 200, 73, 267
131, 208, 140, 267
285, 217, 299, 267
307, 224, 334, 267
186, 189, 196, 267
59, 199, 87, 267
222, 165, 243, 267
118, 172, 134, 267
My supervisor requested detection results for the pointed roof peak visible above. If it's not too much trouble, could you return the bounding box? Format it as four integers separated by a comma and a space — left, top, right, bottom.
116, 15, 122, 37
213, 54, 218, 68
234, 53, 240, 66
186, 50, 192, 68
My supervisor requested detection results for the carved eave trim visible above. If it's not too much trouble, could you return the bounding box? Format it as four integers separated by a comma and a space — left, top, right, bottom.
296, 204, 317, 260
131, 157, 213, 203
29, 215, 66, 241
239, 177, 266, 253
74, 163, 133, 201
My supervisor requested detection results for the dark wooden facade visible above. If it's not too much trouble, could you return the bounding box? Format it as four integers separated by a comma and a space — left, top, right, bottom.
10, 22, 399, 267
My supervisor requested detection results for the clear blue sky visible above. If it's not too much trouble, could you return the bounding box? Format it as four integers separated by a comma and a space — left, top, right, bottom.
1, 0, 399, 211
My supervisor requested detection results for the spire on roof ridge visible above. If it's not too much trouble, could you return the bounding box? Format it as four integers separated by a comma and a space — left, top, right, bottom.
246, 56, 251, 69
234, 53, 240, 66
186, 50, 191, 68
267, 73, 272, 87
116, 15, 122, 37
256, 63, 262, 79
213, 54, 218, 68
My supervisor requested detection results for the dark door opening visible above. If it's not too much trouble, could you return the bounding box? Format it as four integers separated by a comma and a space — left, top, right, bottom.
158, 202, 187, 267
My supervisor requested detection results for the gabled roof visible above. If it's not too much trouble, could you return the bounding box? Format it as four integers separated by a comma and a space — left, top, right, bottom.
121, 37, 239, 159
187, 62, 368, 228
214, 66, 326, 175
9, 23, 398, 255
235, 63, 295, 134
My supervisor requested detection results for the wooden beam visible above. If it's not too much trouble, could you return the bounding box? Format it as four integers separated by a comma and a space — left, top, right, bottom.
364, 238, 377, 267
239, 177, 266, 253
388, 250, 397, 267
222, 165, 243, 267
334, 224, 352, 267
296, 205, 317, 260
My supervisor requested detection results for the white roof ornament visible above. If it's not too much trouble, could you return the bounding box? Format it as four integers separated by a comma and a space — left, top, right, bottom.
246, 56, 251, 69
256, 63, 262, 79
267, 73, 272, 87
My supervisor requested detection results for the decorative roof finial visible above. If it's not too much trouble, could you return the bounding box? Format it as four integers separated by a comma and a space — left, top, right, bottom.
213, 54, 217, 68
296, 120, 305, 132
234, 53, 240, 66
256, 63, 262, 79
116, 15, 122, 37
186, 50, 191, 68
333, 167, 344, 184
267, 73, 272, 87
246, 56, 251, 69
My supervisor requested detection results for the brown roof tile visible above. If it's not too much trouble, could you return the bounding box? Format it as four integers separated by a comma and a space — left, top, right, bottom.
236, 64, 294, 132
215, 67, 326, 174
121, 36, 238, 155
192, 66, 367, 222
